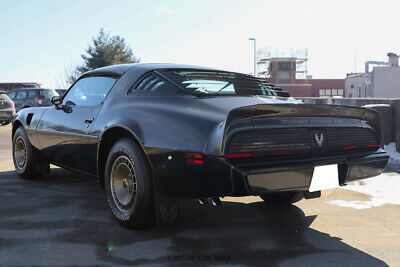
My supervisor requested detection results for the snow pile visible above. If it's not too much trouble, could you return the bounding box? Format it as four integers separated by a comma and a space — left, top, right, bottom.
384, 143, 400, 171
327, 144, 400, 209
327, 173, 400, 209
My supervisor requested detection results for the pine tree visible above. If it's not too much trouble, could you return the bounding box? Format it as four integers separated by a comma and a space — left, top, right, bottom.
64, 29, 139, 86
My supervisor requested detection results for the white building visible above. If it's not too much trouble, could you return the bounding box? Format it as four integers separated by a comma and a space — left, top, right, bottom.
345, 53, 400, 98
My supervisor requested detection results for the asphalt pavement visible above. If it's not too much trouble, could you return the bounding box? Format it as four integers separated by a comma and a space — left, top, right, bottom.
0, 124, 399, 266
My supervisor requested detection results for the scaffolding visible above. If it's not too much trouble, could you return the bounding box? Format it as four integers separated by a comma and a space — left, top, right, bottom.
256, 47, 309, 81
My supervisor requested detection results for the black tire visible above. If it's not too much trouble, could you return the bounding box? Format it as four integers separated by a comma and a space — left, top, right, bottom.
1, 121, 10, 126
12, 127, 42, 179
105, 138, 155, 229
260, 191, 304, 205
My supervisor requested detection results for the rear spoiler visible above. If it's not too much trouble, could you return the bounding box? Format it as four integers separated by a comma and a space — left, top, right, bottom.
226, 103, 380, 132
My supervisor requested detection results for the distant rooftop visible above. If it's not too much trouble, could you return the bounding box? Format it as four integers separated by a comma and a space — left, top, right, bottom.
0, 82, 40, 92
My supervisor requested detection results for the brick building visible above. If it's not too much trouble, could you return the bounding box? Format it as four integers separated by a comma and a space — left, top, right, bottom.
275, 79, 345, 97
261, 57, 344, 97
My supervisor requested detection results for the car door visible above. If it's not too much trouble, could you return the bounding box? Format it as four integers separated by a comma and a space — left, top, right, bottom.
14, 90, 27, 111
36, 76, 118, 174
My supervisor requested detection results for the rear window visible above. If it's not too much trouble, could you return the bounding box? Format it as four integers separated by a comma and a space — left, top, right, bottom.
160, 69, 289, 97
7, 91, 16, 100
40, 89, 59, 99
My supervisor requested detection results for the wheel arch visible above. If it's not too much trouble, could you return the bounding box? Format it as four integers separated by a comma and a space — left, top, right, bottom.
12, 120, 23, 138
97, 125, 154, 188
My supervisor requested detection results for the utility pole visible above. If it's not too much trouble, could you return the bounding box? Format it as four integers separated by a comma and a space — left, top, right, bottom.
355, 48, 357, 73
249, 38, 256, 76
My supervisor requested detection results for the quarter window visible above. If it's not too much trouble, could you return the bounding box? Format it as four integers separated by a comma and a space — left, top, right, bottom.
133, 74, 180, 94
63, 76, 117, 106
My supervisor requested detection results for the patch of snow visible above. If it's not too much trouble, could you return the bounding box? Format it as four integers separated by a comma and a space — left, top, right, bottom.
384, 143, 400, 170
327, 173, 400, 209
327, 200, 377, 209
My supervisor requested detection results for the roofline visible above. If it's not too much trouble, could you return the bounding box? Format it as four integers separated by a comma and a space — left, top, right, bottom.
82, 63, 231, 77
7, 88, 55, 90
0, 82, 40, 85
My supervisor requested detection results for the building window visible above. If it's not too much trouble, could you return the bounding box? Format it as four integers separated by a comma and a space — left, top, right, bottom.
326, 89, 332, 96
319, 88, 344, 98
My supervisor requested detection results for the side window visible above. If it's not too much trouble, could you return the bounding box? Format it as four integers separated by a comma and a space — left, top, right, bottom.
16, 90, 27, 100
7, 91, 16, 100
133, 74, 180, 94
28, 90, 37, 99
63, 76, 117, 106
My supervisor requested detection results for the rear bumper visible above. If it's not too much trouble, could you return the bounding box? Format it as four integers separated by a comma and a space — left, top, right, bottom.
245, 152, 388, 194
0, 110, 14, 121
153, 150, 388, 198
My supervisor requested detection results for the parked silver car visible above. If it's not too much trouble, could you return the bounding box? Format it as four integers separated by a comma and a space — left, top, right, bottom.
0, 91, 15, 125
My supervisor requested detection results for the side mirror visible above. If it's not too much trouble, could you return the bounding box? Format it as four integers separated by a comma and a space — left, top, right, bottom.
51, 96, 62, 106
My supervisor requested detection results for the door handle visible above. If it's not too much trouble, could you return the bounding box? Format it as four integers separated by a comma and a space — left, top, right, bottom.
85, 118, 94, 124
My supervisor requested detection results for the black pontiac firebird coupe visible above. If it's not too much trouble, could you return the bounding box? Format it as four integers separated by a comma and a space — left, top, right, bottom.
12, 63, 389, 228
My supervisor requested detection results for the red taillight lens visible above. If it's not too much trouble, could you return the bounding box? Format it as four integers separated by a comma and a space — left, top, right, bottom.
366, 144, 379, 148
9, 101, 14, 106
185, 153, 203, 164
270, 151, 293, 156
186, 153, 202, 159
341, 146, 357, 150
185, 159, 204, 164
226, 143, 379, 159
226, 153, 252, 158
35, 98, 42, 105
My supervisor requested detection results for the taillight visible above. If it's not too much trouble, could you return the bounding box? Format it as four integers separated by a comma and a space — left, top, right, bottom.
226, 153, 252, 158
226, 151, 296, 158
185, 153, 203, 165
366, 144, 379, 148
35, 98, 42, 105
341, 146, 357, 150
226, 142, 380, 159
9, 101, 14, 106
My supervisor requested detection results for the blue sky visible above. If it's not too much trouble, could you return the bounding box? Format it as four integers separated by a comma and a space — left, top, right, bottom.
1, 0, 400, 88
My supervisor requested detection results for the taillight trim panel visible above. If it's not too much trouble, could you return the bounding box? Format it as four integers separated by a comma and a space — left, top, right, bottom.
225, 125, 380, 159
